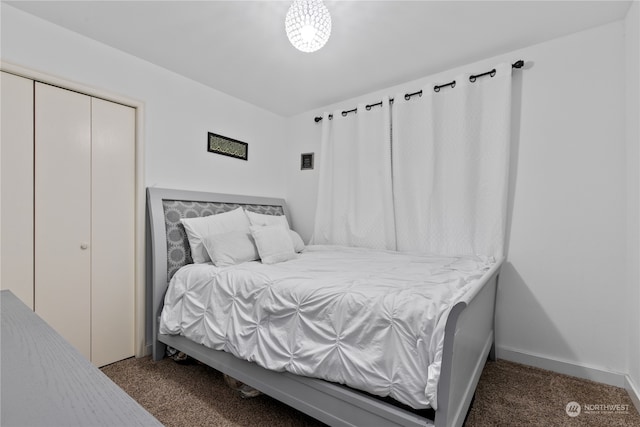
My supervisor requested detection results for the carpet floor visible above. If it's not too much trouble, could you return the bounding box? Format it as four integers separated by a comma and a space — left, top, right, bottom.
101, 356, 640, 426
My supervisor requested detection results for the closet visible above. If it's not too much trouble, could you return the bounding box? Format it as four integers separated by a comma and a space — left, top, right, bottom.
1, 71, 135, 367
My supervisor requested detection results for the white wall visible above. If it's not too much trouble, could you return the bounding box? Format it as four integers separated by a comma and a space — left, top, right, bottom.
286, 21, 629, 384
0, 4, 287, 198
625, 0, 640, 407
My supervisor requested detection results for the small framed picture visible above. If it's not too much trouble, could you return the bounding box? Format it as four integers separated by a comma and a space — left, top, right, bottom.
207, 132, 248, 161
301, 153, 314, 170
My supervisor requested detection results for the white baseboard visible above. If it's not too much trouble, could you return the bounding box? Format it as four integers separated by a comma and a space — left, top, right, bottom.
496, 345, 625, 388
626, 375, 640, 415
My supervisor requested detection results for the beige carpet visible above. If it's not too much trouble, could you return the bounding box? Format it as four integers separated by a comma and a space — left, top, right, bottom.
101, 357, 640, 426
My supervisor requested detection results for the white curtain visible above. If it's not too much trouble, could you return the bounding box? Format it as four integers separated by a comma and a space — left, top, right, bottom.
311, 97, 396, 249
392, 62, 513, 258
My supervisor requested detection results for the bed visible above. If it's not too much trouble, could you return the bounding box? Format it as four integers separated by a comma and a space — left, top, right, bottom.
147, 187, 502, 427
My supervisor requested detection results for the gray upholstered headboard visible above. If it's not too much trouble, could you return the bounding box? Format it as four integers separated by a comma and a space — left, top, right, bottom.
146, 187, 290, 359
162, 200, 285, 280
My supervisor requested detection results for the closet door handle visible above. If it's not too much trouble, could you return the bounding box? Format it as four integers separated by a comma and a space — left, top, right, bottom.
80, 243, 89, 250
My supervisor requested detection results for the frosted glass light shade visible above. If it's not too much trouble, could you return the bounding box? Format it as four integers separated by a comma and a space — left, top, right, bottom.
285, 0, 332, 53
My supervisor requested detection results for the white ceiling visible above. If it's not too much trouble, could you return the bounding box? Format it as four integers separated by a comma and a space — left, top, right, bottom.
7, 1, 632, 116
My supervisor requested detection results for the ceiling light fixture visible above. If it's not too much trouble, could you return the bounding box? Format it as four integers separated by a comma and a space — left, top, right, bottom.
285, 0, 332, 53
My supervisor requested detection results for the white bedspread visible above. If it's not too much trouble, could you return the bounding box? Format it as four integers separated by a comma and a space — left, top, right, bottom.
159, 245, 494, 409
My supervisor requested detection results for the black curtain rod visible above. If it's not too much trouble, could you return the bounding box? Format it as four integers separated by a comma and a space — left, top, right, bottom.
314, 60, 525, 122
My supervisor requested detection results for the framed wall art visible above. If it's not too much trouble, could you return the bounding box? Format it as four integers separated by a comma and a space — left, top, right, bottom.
207, 132, 248, 161
301, 152, 314, 170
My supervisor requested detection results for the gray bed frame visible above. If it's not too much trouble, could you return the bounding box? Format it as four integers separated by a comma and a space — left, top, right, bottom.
147, 187, 502, 427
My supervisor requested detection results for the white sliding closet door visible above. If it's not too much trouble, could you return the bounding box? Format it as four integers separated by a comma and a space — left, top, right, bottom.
91, 98, 135, 367
1, 72, 34, 308
35, 82, 92, 359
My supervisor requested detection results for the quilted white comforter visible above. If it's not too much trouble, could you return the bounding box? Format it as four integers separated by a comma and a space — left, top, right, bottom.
159, 245, 494, 409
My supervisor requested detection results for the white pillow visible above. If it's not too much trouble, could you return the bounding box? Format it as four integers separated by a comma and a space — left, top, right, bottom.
250, 225, 297, 265
288, 230, 305, 253
180, 207, 250, 263
202, 231, 259, 267
245, 210, 289, 227
245, 210, 305, 252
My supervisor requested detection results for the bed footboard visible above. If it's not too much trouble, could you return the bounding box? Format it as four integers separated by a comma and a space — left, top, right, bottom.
435, 261, 501, 427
